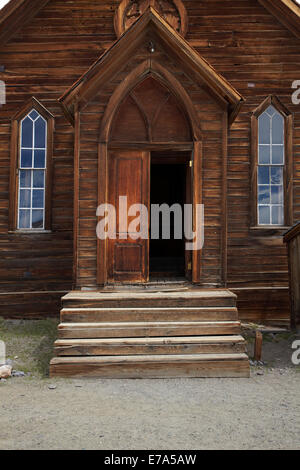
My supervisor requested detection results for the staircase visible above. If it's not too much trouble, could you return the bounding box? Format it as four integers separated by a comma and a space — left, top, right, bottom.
50, 288, 250, 378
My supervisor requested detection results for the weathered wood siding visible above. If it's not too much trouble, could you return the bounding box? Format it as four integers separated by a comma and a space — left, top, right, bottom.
0, 0, 299, 322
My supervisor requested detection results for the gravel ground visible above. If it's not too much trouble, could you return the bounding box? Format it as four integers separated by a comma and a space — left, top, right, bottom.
0, 369, 299, 450
0, 320, 299, 450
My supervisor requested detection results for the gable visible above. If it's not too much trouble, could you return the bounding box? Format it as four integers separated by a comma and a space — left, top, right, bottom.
0, 0, 299, 48
59, 7, 244, 126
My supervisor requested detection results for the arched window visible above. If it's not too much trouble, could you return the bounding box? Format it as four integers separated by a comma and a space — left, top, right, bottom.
9, 98, 54, 231
251, 96, 293, 228
18, 110, 47, 229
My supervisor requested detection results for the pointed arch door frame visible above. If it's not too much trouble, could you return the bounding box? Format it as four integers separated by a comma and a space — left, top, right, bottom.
97, 61, 203, 285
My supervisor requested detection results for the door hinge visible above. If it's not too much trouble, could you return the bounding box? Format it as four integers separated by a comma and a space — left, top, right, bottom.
188, 262, 192, 271
189, 160, 193, 168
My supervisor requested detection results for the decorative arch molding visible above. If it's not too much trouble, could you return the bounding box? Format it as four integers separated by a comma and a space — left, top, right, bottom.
114, 0, 188, 38
97, 60, 203, 286
100, 60, 202, 143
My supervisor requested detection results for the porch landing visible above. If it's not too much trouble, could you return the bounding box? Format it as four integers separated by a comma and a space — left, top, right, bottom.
50, 288, 250, 378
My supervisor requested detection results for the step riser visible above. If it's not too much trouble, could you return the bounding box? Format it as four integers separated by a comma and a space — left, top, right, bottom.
55, 342, 246, 356
61, 308, 238, 323
58, 324, 241, 339
50, 360, 250, 379
63, 298, 236, 309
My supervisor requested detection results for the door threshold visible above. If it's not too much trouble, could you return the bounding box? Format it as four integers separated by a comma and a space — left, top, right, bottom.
104, 279, 190, 292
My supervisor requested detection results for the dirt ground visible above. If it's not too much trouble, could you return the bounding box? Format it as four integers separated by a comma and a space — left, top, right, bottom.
0, 318, 299, 450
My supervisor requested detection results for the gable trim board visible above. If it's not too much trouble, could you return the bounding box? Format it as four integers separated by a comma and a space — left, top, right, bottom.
59, 7, 244, 127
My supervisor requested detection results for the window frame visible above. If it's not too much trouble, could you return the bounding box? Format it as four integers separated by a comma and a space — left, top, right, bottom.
251, 95, 293, 229
9, 97, 54, 232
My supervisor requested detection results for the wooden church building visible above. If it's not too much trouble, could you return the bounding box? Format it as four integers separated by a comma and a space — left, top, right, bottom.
0, 0, 299, 377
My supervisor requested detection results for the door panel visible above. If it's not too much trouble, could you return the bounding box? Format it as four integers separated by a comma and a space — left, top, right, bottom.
108, 149, 150, 283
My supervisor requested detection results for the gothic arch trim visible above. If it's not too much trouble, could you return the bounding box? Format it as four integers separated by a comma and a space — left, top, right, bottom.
100, 60, 202, 143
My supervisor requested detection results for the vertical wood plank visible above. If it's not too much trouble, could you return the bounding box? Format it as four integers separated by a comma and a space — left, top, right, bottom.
73, 104, 80, 288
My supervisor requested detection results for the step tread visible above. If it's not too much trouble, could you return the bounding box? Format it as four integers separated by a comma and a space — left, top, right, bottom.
51, 353, 249, 365
55, 335, 245, 346
62, 289, 236, 301
58, 320, 241, 328
61, 306, 237, 312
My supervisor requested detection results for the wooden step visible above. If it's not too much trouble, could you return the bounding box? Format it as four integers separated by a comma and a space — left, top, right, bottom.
61, 306, 238, 323
62, 289, 237, 309
58, 321, 242, 339
50, 353, 250, 378
54, 335, 246, 356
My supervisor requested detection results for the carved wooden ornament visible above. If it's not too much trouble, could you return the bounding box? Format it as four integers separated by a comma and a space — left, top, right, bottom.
114, 0, 188, 38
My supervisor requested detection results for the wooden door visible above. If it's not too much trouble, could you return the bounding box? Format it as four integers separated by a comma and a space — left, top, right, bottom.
108, 149, 150, 283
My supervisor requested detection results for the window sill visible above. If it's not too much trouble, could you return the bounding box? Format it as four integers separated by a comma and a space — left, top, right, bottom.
8, 230, 52, 234
250, 225, 291, 232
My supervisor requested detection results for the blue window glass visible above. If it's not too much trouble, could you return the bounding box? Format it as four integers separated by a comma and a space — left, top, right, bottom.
33, 170, 45, 188
272, 145, 284, 165
271, 167, 283, 185
21, 117, 33, 148
20, 149, 32, 168
18, 109, 47, 230
32, 190, 44, 209
271, 186, 283, 205
34, 117, 46, 148
258, 167, 269, 185
258, 186, 270, 204
29, 110, 39, 120
272, 113, 284, 145
19, 170, 31, 188
32, 210, 44, 229
19, 210, 31, 229
258, 145, 270, 164
258, 113, 270, 144
19, 189, 31, 209
258, 206, 270, 225
34, 150, 46, 168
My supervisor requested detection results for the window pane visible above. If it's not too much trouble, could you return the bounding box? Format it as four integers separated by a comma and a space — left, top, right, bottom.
29, 110, 39, 120
33, 170, 45, 189
258, 166, 269, 185
259, 113, 270, 144
19, 189, 31, 208
20, 149, 32, 168
259, 145, 270, 164
271, 206, 284, 225
272, 145, 284, 165
19, 210, 31, 229
20, 170, 31, 188
271, 167, 283, 185
34, 117, 46, 148
32, 210, 44, 229
271, 186, 283, 204
21, 117, 33, 148
272, 113, 284, 144
266, 105, 276, 117
32, 189, 44, 208
258, 206, 270, 225
34, 150, 46, 168
258, 185, 270, 204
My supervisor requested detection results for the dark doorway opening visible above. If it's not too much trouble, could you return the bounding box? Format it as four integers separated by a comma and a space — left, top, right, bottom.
150, 153, 189, 278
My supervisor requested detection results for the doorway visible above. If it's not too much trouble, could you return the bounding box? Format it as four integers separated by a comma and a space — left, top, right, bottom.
150, 152, 191, 279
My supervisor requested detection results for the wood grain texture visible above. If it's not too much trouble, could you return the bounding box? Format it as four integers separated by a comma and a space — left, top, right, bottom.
0, 0, 299, 323
284, 222, 300, 328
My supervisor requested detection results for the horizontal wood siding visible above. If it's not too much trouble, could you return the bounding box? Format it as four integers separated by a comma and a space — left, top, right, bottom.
0, 0, 299, 321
